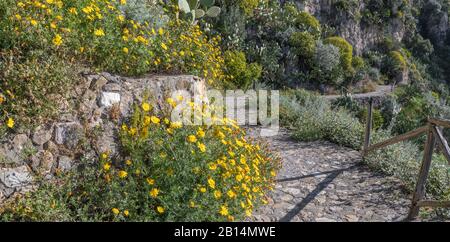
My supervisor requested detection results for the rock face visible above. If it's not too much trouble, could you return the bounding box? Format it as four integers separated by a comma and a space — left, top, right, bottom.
298, 0, 407, 55
0, 72, 206, 203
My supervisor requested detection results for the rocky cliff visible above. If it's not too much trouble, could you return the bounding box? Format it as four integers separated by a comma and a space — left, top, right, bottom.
297, 0, 408, 55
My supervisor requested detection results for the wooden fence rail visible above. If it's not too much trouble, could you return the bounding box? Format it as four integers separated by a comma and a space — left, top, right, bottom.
362, 99, 450, 220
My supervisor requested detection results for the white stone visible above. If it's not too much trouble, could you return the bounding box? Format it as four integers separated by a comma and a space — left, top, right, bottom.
99, 92, 121, 107
0, 166, 33, 188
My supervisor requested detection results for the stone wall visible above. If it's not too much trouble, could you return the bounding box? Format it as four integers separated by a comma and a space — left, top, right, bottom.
0, 72, 206, 203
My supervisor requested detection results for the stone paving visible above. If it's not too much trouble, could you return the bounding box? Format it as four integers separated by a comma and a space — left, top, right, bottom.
247, 127, 413, 222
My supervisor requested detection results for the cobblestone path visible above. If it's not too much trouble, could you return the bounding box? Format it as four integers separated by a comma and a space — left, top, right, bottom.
247, 128, 413, 222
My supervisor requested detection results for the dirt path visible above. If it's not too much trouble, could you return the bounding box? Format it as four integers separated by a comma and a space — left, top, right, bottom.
323, 85, 393, 100
247, 128, 413, 222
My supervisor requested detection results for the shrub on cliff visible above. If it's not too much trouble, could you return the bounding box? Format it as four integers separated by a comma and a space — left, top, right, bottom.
323, 36, 354, 74
311, 41, 343, 86
289, 31, 317, 60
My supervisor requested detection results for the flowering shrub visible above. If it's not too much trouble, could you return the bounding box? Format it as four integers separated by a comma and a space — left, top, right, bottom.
109, 100, 279, 221
3, 0, 224, 79
0, 100, 280, 222
0, 0, 225, 131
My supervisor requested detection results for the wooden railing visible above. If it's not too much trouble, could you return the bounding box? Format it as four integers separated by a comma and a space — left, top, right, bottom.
362, 98, 450, 220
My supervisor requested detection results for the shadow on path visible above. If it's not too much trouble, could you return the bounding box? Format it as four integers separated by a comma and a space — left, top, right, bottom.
279, 165, 358, 222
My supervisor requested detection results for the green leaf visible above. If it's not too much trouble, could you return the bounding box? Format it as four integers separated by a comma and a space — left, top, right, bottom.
206, 6, 221, 18
178, 0, 191, 13
194, 9, 205, 19
200, 0, 214, 8
188, 0, 199, 9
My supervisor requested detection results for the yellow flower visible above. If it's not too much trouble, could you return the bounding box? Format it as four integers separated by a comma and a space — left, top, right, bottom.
149, 188, 160, 198
94, 28, 105, 37
219, 205, 229, 216
208, 163, 217, 170
123, 47, 129, 54
101, 153, 108, 159
167, 98, 176, 107
197, 129, 205, 138
207, 178, 215, 189
52, 34, 62, 46
197, 143, 206, 153
125, 160, 132, 166
141, 102, 151, 112
170, 122, 182, 129
120, 0, 127, 5
158, 27, 164, 35
118, 170, 128, 179
123, 210, 129, 217
151, 116, 160, 124
235, 139, 244, 147
69, 7, 77, 15
156, 206, 165, 214
30, 20, 38, 26
187, 135, 197, 143
199, 187, 206, 193
6, 118, 14, 128
236, 174, 243, 182
15, 14, 21, 20
270, 170, 276, 177
161, 43, 168, 51
112, 208, 120, 215
103, 163, 111, 171
227, 190, 236, 199
146, 178, 155, 185
245, 209, 252, 217
189, 201, 196, 208
214, 190, 222, 199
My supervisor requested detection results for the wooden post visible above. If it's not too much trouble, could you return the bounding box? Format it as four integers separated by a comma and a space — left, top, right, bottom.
407, 124, 436, 220
363, 98, 373, 156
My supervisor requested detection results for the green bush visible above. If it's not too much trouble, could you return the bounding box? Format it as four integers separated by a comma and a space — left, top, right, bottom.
223, 50, 262, 89
312, 41, 344, 86
281, 90, 364, 149
295, 12, 321, 37
365, 130, 450, 199
352, 56, 366, 70
289, 31, 316, 60
357, 108, 384, 130
0, 51, 78, 132
387, 50, 408, 73
323, 36, 354, 73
